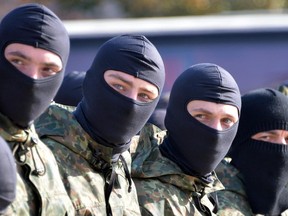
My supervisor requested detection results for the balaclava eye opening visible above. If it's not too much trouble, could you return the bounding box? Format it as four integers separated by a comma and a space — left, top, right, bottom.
0, 3, 70, 128
160, 63, 241, 181
74, 34, 165, 153
230, 88, 288, 215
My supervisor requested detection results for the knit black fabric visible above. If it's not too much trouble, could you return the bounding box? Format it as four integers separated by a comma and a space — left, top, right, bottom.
0, 136, 16, 214
0, 3, 69, 128
230, 88, 288, 147
74, 35, 165, 152
230, 88, 288, 215
160, 63, 241, 179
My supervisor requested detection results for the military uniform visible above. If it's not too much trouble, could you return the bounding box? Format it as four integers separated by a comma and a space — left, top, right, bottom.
130, 124, 224, 216
35, 104, 141, 215
215, 158, 288, 216
213, 158, 253, 216
0, 112, 74, 216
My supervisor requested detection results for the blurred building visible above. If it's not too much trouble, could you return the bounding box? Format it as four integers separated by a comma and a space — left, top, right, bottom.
64, 14, 288, 95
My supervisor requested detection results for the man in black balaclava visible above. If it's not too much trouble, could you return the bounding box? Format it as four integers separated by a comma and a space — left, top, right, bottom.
131, 63, 241, 216
0, 3, 74, 215
36, 34, 165, 216
55, 70, 86, 106
215, 88, 288, 216
0, 136, 16, 214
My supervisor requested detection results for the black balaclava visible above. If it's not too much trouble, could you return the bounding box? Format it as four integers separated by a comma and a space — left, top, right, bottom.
55, 71, 86, 106
160, 63, 241, 181
0, 3, 70, 128
147, 92, 170, 130
0, 136, 16, 214
74, 35, 165, 153
229, 88, 288, 215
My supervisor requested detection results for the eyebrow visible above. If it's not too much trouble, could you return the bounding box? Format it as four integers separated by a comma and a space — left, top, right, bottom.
261, 131, 278, 135
7, 51, 61, 69
191, 108, 213, 114
7, 51, 31, 61
139, 87, 157, 96
108, 73, 133, 85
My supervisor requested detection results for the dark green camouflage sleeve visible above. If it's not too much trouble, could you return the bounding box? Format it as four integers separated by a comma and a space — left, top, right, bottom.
215, 159, 254, 216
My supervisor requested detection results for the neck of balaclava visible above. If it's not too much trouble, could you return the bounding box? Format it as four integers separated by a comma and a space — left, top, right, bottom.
0, 56, 63, 128
74, 103, 131, 157
160, 136, 213, 183
231, 139, 288, 215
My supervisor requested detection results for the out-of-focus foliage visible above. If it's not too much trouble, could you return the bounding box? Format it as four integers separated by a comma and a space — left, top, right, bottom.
118, 0, 288, 17
1, 0, 288, 20
118, 0, 224, 17
58, 0, 100, 10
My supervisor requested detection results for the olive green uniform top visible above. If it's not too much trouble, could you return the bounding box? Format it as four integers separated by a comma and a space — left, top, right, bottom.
215, 158, 288, 216
0, 112, 74, 216
35, 104, 141, 216
130, 124, 224, 216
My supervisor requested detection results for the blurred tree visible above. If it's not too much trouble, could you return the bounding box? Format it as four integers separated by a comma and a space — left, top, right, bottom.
118, 0, 225, 17
226, 0, 287, 11
1, 0, 288, 19
58, 0, 100, 10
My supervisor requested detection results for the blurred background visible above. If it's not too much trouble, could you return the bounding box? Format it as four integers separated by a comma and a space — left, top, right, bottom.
1, 0, 288, 95
1, 0, 288, 19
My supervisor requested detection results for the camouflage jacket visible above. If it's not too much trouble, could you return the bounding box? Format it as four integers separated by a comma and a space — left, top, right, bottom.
0, 112, 74, 216
130, 124, 224, 216
214, 158, 288, 216
35, 104, 141, 216
213, 158, 253, 216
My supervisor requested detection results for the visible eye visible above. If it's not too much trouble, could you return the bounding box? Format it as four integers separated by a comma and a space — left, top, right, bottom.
11, 58, 23, 65
138, 92, 153, 103
221, 118, 234, 127
7, 58, 29, 73
112, 83, 125, 92
254, 134, 271, 142
193, 114, 207, 121
41, 67, 60, 77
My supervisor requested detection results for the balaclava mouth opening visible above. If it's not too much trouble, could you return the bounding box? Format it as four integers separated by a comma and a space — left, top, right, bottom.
74, 34, 165, 154
0, 3, 70, 128
230, 88, 288, 215
160, 63, 241, 181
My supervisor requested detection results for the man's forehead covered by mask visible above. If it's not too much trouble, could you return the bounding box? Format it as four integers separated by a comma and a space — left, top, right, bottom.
232, 88, 288, 146
84, 34, 165, 94
166, 63, 241, 115
0, 3, 69, 65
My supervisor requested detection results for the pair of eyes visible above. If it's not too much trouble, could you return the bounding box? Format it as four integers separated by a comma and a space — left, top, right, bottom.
192, 113, 236, 130
8, 57, 61, 78
252, 132, 288, 143
110, 83, 155, 103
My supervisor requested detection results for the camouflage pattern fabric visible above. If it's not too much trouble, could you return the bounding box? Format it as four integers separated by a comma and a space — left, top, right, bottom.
130, 124, 224, 216
215, 158, 288, 216
214, 158, 255, 216
0, 112, 75, 216
35, 104, 141, 216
